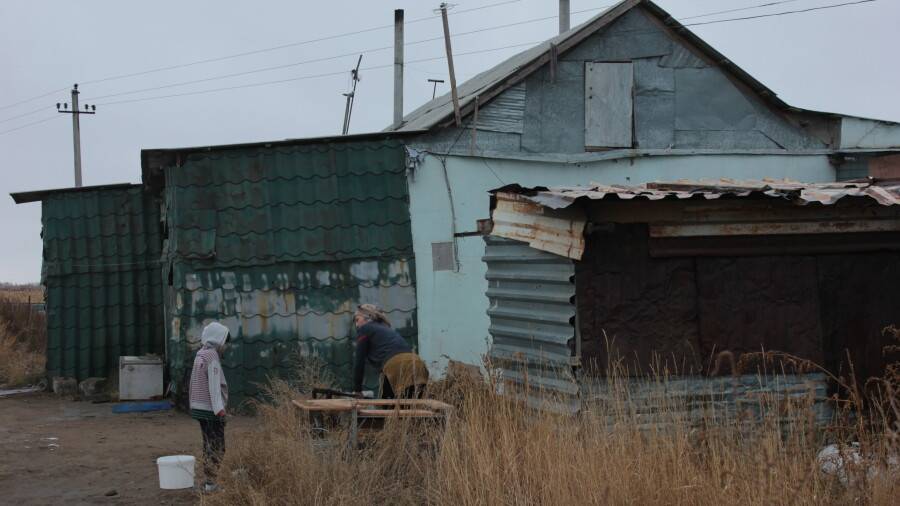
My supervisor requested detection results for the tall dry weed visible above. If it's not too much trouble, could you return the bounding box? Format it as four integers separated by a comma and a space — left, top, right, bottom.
0, 322, 45, 386
0, 295, 47, 353
0, 292, 47, 386
203, 353, 899, 506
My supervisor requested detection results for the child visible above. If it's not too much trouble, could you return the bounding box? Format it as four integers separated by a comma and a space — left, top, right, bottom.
189, 321, 229, 492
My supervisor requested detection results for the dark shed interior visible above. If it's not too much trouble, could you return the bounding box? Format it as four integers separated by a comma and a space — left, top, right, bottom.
575, 198, 900, 395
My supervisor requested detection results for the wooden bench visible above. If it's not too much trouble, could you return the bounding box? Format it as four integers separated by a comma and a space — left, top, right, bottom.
293, 398, 453, 448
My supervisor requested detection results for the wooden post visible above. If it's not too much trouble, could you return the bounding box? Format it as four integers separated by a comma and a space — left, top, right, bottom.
440, 3, 462, 127
349, 405, 359, 450
470, 96, 479, 155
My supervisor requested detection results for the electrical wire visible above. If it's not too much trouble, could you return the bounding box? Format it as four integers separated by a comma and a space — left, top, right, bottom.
0, 105, 52, 125
94, 41, 541, 107
2, 0, 858, 118
0, 0, 883, 126
0, 87, 68, 113
83, 9, 615, 103
0, 115, 63, 137
0, 0, 521, 113
684, 0, 875, 27
95, 0, 878, 108
681, 0, 807, 20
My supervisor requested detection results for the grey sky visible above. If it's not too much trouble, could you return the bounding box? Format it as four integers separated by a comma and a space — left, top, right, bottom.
1, 0, 898, 283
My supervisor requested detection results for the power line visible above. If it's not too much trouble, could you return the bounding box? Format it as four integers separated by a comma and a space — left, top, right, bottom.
94, 42, 542, 108
95, 0, 878, 108
0, 87, 68, 113
1, 0, 882, 126
0, 115, 62, 137
684, 0, 876, 27
0, 105, 51, 125
0, 0, 521, 113
0, 0, 849, 118
83, 8, 615, 103
681, 0, 807, 20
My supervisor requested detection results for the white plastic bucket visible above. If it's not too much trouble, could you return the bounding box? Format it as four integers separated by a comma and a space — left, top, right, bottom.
156, 455, 195, 489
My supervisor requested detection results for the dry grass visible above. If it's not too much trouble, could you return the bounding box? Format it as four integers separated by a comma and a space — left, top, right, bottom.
0, 322, 45, 386
201, 349, 899, 506
0, 290, 47, 387
0, 283, 43, 303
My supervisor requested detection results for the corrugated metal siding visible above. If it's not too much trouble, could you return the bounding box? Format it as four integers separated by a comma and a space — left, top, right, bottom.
483, 235, 579, 412
42, 187, 164, 380
476, 83, 526, 134
164, 140, 416, 403
583, 373, 833, 428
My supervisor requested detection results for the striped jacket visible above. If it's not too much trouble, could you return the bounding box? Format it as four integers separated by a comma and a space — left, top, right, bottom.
189, 347, 228, 415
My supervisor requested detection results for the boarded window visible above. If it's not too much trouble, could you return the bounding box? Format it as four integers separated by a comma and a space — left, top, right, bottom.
584, 62, 633, 149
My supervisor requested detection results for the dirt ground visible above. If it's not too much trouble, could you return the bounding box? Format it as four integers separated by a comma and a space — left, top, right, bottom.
0, 393, 252, 505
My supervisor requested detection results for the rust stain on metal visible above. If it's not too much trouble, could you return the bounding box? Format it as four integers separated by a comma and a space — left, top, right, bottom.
491, 192, 586, 259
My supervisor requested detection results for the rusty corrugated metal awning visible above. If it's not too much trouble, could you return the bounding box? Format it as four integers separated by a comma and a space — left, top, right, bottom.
498, 179, 900, 210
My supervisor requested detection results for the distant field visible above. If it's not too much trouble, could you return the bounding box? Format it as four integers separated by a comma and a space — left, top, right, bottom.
0, 284, 43, 303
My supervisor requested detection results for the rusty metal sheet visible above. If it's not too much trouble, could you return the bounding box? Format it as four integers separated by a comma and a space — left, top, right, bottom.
491, 192, 586, 259
498, 179, 900, 210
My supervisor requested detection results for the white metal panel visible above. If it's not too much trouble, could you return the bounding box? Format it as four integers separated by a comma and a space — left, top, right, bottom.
585, 62, 634, 148
119, 356, 164, 400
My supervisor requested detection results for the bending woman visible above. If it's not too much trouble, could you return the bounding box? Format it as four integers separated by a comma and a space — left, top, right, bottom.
352, 304, 429, 398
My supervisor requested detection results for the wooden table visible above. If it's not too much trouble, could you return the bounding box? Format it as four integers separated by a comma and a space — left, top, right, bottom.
293, 398, 453, 448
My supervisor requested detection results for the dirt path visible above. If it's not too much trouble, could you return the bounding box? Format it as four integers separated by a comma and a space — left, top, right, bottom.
0, 393, 252, 505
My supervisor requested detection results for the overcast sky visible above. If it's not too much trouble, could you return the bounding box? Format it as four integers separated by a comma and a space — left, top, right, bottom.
1, 0, 898, 283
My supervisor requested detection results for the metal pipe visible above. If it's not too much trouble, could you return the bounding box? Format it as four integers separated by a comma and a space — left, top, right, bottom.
559, 0, 570, 34
393, 9, 404, 128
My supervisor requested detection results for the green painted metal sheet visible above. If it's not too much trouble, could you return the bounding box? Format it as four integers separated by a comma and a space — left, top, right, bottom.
163, 140, 416, 403
42, 187, 164, 380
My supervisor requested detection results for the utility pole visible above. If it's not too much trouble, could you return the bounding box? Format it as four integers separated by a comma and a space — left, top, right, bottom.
56, 84, 96, 187
428, 79, 445, 99
393, 9, 404, 128
341, 55, 363, 135
439, 3, 462, 127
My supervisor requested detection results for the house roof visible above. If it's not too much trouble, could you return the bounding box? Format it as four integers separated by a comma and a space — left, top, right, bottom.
139, 129, 423, 187
10, 183, 139, 204
387, 0, 875, 133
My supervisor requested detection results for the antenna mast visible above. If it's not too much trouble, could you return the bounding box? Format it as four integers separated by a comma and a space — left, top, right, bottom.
341, 55, 363, 135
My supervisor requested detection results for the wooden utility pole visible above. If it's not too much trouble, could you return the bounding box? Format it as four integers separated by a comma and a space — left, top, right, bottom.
56, 84, 96, 187
439, 3, 462, 127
